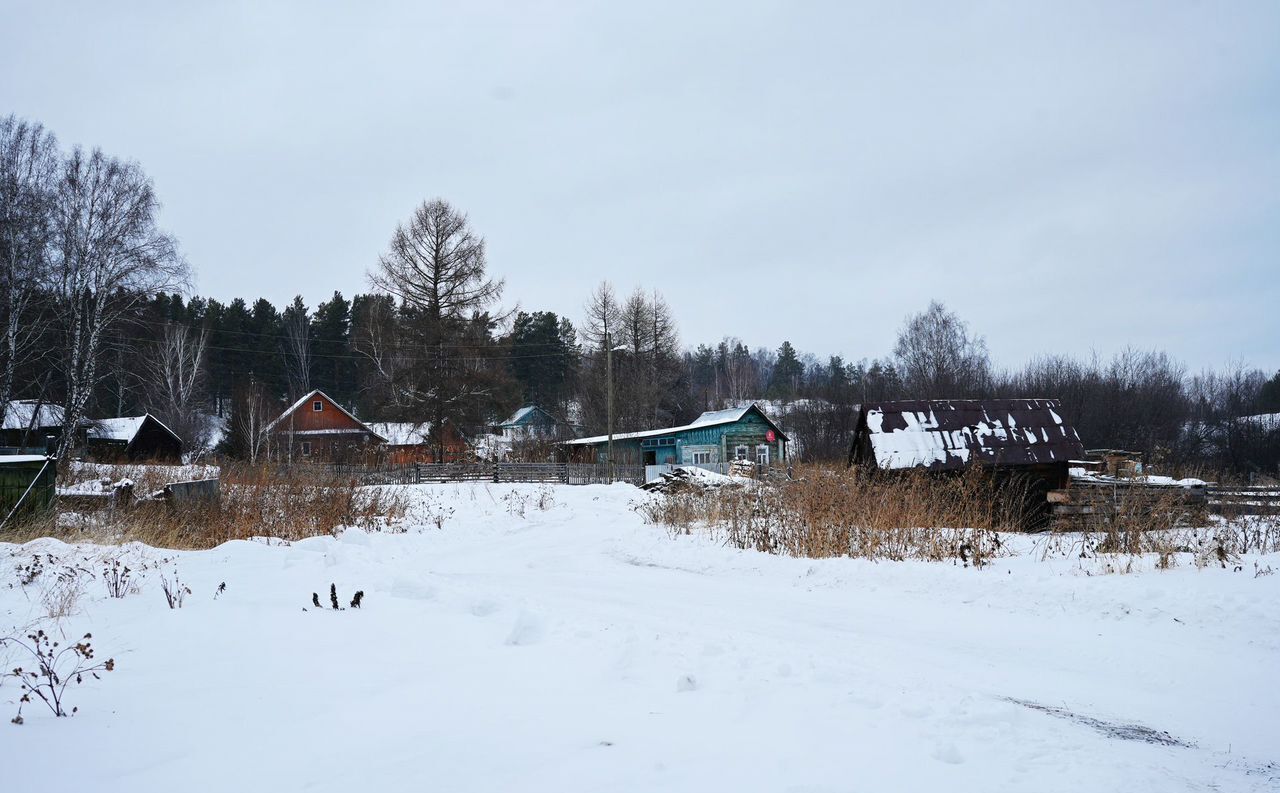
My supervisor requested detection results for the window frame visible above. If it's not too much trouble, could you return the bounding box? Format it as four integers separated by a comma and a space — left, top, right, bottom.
734, 445, 750, 461
312, 400, 324, 412
755, 444, 770, 466
301, 441, 312, 457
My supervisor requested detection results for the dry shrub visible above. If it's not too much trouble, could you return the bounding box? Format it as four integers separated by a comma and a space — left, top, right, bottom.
638, 464, 1031, 566
4, 464, 408, 550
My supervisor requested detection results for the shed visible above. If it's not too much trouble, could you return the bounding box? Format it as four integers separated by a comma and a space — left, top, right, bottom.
88, 414, 184, 462
846, 398, 1084, 488
563, 404, 788, 468
0, 455, 56, 524
266, 389, 385, 463
1, 400, 84, 452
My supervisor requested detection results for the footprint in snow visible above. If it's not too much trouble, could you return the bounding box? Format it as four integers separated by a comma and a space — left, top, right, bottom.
932, 742, 964, 765
390, 577, 437, 601
677, 674, 698, 692
505, 611, 545, 646
469, 599, 499, 617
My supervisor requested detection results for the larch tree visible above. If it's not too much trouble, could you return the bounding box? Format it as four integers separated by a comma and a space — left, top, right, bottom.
368, 198, 506, 457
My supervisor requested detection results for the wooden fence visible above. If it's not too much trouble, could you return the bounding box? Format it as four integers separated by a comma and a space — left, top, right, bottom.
315, 461, 646, 487
1207, 485, 1280, 516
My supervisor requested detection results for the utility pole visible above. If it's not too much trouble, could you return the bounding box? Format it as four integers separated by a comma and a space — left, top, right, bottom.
606, 330, 614, 483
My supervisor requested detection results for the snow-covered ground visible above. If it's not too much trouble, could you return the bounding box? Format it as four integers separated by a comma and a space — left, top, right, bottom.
2, 483, 1278, 792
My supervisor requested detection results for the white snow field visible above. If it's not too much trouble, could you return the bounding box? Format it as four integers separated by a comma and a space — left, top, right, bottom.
2, 482, 1278, 792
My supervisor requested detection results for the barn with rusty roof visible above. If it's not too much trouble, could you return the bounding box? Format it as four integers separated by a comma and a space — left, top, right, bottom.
847, 399, 1085, 489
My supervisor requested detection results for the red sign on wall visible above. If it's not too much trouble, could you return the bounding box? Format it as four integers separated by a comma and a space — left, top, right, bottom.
765, 430, 776, 443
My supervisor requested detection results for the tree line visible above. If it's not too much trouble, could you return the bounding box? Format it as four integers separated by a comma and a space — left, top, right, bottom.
2, 113, 1277, 475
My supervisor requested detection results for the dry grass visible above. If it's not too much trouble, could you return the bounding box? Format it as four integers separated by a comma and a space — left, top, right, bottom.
4, 463, 408, 550
1040, 486, 1280, 572
637, 465, 1034, 566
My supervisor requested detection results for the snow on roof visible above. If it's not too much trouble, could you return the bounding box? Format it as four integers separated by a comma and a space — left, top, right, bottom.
88, 414, 183, 445
499, 406, 541, 427
89, 416, 148, 443
366, 422, 433, 446
853, 399, 1084, 471
264, 389, 378, 437
565, 404, 786, 446
1, 400, 66, 431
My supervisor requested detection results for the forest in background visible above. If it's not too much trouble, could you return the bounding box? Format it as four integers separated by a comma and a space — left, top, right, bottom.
3, 114, 1278, 475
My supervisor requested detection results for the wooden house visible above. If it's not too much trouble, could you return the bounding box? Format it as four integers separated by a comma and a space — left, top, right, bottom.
562, 404, 787, 467
265, 390, 385, 463
496, 405, 579, 442
365, 422, 469, 464
87, 414, 184, 462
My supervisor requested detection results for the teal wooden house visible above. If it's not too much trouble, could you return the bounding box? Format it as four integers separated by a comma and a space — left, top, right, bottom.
562, 404, 788, 467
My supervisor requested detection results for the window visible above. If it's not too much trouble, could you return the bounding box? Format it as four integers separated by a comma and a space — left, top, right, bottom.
756, 444, 770, 467
734, 445, 750, 461
301, 441, 312, 457
691, 450, 715, 465
313, 400, 324, 412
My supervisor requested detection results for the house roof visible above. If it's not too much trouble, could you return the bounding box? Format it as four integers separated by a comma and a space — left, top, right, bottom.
564, 404, 788, 446
365, 422, 433, 446
499, 405, 563, 428
264, 389, 384, 440
851, 398, 1083, 471
2, 400, 67, 431
88, 414, 182, 445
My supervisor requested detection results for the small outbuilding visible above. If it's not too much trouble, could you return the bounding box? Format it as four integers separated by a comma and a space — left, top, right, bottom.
88, 414, 184, 462
1, 400, 83, 453
847, 398, 1084, 488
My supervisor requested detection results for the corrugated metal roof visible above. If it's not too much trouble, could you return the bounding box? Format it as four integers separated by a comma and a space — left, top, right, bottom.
852, 399, 1083, 471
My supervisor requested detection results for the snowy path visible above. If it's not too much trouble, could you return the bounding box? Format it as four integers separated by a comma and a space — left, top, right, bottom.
2, 483, 1278, 792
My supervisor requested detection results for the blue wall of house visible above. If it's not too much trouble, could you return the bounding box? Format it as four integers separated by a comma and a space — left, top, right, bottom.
573, 408, 786, 466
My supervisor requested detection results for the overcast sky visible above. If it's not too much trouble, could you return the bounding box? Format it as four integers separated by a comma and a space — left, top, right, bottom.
4, 1, 1277, 372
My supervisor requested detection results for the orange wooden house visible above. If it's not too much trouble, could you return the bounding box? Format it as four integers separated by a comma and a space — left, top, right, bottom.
365, 422, 470, 464
265, 389, 386, 463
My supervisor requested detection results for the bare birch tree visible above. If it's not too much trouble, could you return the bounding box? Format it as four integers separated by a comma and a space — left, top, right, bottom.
145, 321, 209, 455
894, 301, 991, 398
0, 116, 59, 425
281, 295, 312, 400
51, 146, 186, 460
231, 379, 274, 464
